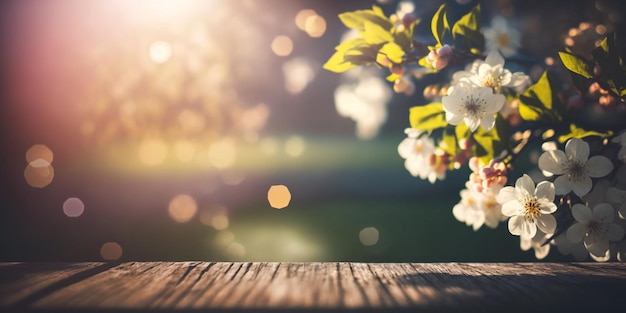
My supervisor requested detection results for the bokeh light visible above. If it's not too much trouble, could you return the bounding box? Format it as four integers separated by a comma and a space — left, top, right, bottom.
26, 144, 54, 164
283, 58, 316, 95
359, 227, 379, 246
304, 15, 327, 38
173, 140, 197, 163
138, 139, 168, 166
63, 197, 85, 217
226, 242, 246, 258
208, 138, 236, 169
168, 194, 198, 223
284, 135, 306, 157
259, 137, 278, 156
271, 35, 293, 57
268, 185, 291, 209
295, 9, 317, 31
148, 40, 172, 64
100, 242, 123, 260
24, 163, 54, 188
211, 213, 230, 230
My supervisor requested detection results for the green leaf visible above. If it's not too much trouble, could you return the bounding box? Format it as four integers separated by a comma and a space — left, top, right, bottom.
360, 21, 394, 44
470, 115, 507, 164
455, 123, 470, 141
518, 71, 563, 122
592, 33, 626, 99
431, 4, 449, 45
323, 38, 379, 73
451, 4, 484, 50
558, 52, 593, 79
440, 126, 458, 157
558, 124, 613, 143
409, 102, 447, 132
378, 42, 405, 64
339, 7, 392, 32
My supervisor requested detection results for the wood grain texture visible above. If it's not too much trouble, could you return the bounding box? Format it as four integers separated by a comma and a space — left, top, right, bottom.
1, 262, 625, 312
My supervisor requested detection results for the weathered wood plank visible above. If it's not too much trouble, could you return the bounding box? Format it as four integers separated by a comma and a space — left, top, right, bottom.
0, 262, 109, 307
1, 262, 625, 312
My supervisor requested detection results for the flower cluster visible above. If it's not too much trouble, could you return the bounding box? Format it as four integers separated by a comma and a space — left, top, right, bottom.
326, 2, 626, 261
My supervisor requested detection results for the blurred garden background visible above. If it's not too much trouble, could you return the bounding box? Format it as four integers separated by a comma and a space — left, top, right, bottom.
0, 0, 623, 262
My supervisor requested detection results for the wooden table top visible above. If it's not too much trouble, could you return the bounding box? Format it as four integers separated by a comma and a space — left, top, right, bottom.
1, 262, 625, 312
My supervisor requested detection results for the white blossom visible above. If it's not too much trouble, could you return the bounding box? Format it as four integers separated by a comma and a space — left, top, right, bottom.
538, 138, 614, 197
453, 187, 486, 231
521, 229, 552, 260
451, 50, 530, 94
397, 128, 436, 180
497, 174, 557, 238
611, 132, 626, 162
566, 203, 625, 258
483, 16, 521, 57
442, 81, 505, 132
553, 233, 589, 261
606, 187, 626, 219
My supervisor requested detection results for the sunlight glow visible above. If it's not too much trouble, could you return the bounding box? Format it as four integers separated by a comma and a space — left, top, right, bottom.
138, 139, 168, 166
208, 139, 236, 169
149, 40, 172, 64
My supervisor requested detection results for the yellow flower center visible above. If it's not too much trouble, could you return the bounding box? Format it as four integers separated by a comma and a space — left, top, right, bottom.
524, 197, 540, 221
498, 34, 509, 46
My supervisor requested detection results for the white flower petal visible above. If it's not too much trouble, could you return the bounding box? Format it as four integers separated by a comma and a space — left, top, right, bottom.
442, 95, 465, 115
521, 219, 537, 239
479, 113, 496, 131
487, 94, 506, 113
485, 50, 504, 67
538, 150, 568, 175
477, 63, 494, 78
501, 200, 524, 216
607, 223, 625, 241
584, 235, 609, 258
554, 174, 573, 195
446, 111, 464, 125
571, 175, 592, 197
536, 214, 556, 234
592, 203, 615, 223
585, 156, 614, 178
508, 215, 525, 236
515, 174, 535, 196
606, 187, 626, 203
539, 201, 557, 214
567, 223, 585, 243
565, 138, 589, 163
509, 72, 530, 88
571, 204, 592, 223
397, 138, 414, 159
453, 203, 468, 222
535, 181, 555, 202
520, 236, 531, 251
465, 116, 480, 132
496, 186, 517, 204
534, 244, 550, 260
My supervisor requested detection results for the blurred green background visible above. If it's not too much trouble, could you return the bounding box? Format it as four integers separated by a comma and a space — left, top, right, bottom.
0, 0, 621, 262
